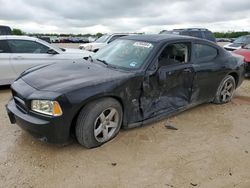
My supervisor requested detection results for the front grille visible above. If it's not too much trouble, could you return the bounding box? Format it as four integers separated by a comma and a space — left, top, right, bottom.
12, 90, 28, 113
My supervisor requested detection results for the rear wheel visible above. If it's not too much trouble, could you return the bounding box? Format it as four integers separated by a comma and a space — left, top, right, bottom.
213, 75, 236, 104
75, 98, 122, 148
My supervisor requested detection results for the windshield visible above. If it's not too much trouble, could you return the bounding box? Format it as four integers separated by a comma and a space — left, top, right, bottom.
234, 36, 250, 44
92, 39, 154, 69
95, 35, 110, 43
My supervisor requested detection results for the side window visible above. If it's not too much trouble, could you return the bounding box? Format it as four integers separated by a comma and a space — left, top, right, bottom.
0, 40, 11, 53
7, 40, 49, 53
158, 42, 191, 66
108, 35, 125, 43
194, 44, 218, 62
194, 44, 218, 61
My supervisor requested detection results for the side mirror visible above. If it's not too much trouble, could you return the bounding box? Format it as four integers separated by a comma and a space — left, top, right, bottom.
47, 49, 58, 55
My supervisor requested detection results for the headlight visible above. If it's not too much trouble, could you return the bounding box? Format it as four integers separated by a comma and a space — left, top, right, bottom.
31, 100, 63, 116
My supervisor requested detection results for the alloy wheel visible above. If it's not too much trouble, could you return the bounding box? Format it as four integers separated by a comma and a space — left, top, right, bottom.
94, 108, 119, 143
220, 79, 235, 103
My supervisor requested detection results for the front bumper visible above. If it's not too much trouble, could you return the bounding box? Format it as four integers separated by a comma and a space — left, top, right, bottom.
6, 99, 72, 144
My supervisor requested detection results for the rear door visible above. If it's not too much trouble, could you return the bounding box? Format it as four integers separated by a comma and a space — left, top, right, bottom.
191, 42, 224, 103
0, 39, 16, 85
140, 41, 195, 119
8, 39, 57, 76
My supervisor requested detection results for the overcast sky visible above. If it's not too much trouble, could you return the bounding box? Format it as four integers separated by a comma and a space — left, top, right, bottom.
0, 0, 249, 34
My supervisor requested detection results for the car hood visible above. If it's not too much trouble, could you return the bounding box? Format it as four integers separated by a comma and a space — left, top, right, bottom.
224, 43, 242, 50
80, 42, 106, 48
233, 48, 250, 62
63, 48, 94, 55
21, 60, 132, 92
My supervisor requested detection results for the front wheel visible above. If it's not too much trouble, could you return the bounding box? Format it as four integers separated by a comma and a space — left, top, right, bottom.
75, 98, 123, 148
213, 75, 236, 104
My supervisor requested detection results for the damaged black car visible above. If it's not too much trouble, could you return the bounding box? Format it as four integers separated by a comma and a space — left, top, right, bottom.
6, 34, 245, 148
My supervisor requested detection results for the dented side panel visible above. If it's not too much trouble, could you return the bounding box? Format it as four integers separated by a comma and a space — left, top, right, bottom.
140, 64, 195, 120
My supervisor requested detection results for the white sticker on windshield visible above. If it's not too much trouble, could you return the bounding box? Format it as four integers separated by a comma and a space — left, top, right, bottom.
130, 62, 137, 67
133, 42, 152, 48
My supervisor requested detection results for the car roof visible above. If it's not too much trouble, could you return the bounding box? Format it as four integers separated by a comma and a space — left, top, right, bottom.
173, 28, 211, 32
0, 35, 37, 40
122, 34, 197, 43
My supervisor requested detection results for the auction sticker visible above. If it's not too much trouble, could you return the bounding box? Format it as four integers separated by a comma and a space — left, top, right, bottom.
133, 42, 152, 48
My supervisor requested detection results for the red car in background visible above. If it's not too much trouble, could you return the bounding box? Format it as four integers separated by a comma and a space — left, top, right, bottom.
233, 44, 250, 77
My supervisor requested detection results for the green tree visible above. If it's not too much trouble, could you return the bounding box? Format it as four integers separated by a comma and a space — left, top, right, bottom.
12, 28, 24, 35
96, 32, 103, 38
213, 31, 250, 38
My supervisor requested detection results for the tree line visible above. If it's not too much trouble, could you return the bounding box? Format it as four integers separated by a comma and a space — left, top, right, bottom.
11, 28, 250, 39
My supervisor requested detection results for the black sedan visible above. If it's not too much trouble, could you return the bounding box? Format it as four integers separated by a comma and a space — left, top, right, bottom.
6, 34, 245, 148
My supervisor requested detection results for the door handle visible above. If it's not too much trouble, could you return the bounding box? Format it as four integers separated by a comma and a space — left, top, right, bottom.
13, 56, 24, 60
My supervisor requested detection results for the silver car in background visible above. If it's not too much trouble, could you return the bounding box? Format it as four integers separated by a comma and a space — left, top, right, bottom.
0, 35, 92, 85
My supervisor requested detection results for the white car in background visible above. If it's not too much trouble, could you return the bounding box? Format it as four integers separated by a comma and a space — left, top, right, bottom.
0, 35, 93, 86
224, 35, 250, 51
79, 33, 130, 52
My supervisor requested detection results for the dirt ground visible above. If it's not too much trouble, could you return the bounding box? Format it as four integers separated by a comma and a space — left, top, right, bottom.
1, 42, 250, 188
0, 78, 250, 188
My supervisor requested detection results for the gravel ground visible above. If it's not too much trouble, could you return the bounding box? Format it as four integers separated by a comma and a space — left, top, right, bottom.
1, 42, 250, 188
0, 79, 250, 188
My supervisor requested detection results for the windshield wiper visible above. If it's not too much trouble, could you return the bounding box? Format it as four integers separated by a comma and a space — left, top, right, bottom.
96, 58, 109, 66
96, 58, 118, 69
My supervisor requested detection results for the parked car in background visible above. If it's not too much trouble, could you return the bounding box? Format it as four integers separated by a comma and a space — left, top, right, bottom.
37, 36, 51, 43
216, 38, 233, 43
0, 35, 92, 85
69, 37, 89, 43
0, 25, 11, 35
6, 34, 245, 148
79, 33, 131, 52
224, 35, 250, 51
160, 28, 216, 42
233, 44, 250, 77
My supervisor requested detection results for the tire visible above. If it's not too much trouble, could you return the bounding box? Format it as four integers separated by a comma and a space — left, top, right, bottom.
213, 75, 236, 104
75, 98, 123, 148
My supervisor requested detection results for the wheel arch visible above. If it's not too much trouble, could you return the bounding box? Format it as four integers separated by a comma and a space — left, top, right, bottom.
69, 95, 126, 137
228, 72, 239, 87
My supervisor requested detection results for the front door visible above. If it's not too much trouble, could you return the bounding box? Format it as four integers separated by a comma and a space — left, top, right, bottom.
7, 39, 55, 76
140, 42, 195, 119
0, 39, 16, 85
